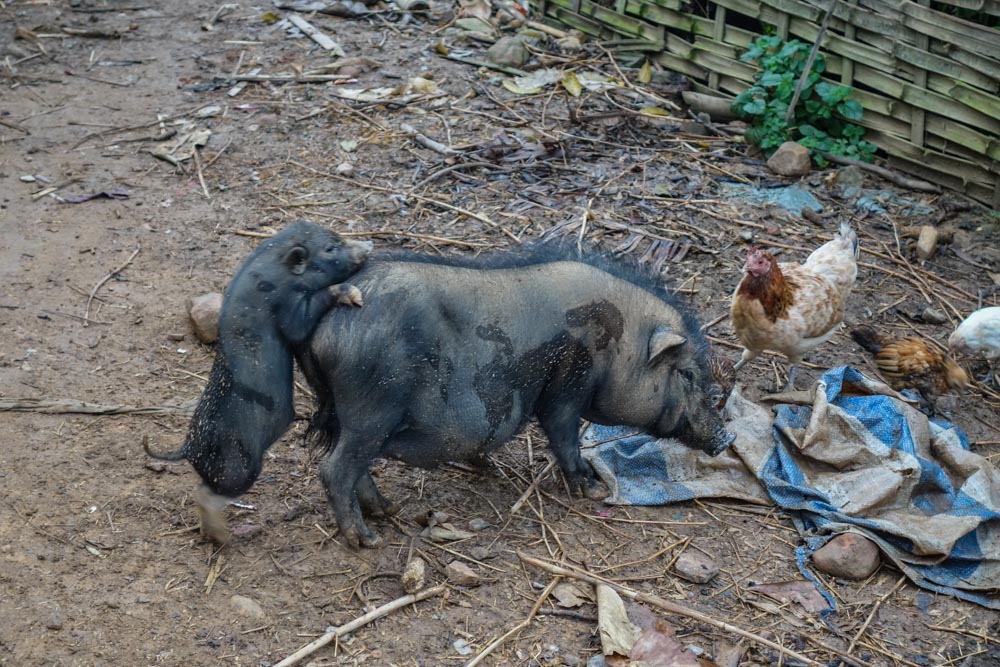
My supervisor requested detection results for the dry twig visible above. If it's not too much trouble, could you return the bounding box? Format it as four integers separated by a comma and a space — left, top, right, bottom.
273, 585, 446, 667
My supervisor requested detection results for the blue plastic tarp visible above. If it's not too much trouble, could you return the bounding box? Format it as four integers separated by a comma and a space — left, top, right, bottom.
581, 367, 1000, 608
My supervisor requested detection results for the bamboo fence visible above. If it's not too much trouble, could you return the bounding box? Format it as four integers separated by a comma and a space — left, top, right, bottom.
537, 0, 1000, 207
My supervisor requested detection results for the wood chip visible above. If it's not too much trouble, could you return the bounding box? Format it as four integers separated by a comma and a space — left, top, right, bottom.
287, 14, 345, 56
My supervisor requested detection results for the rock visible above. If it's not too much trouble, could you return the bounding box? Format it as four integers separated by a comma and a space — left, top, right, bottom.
469, 546, 493, 561
556, 31, 583, 52
486, 36, 529, 68
767, 142, 812, 177
45, 611, 64, 630
230, 594, 266, 620
401, 557, 427, 594
916, 225, 939, 260
811, 533, 881, 580
918, 306, 948, 325
336, 161, 354, 176
445, 561, 481, 586
468, 518, 491, 531
188, 292, 223, 344
673, 551, 719, 584
831, 165, 866, 191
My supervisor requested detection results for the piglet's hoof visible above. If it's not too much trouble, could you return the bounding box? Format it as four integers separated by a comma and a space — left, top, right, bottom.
194, 485, 232, 545
330, 283, 364, 307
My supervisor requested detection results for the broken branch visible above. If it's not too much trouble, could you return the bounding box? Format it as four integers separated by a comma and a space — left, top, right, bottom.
273, 585, 446, 667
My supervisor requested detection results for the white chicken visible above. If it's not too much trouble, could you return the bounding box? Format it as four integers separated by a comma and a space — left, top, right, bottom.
949, 306, 1000, 384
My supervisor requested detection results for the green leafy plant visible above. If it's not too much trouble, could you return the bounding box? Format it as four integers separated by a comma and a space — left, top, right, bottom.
733, 36, 876, 166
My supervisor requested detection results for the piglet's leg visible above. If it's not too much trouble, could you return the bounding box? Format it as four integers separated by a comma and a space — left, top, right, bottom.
537, 404, 604, 500
194, 484, 232, 544
329, 283, 363, 307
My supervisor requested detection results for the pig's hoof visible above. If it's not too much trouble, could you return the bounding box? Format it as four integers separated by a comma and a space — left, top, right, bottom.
360, 531, 383, 548
364, 499, 400, 518
340, 525, 363, 550
582, 479, 607, 501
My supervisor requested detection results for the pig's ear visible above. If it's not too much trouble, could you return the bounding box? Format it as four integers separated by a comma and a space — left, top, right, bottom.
284, 245, 310, 276
648, 326, 686, 366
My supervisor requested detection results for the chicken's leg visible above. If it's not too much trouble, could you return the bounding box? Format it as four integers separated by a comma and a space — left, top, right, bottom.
784, 365, 798, 392
732, 348, 757, 372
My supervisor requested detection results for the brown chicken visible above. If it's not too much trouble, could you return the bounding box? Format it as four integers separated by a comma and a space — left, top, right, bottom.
850, 326, 968, 401
708, 349, 737, 408
731, 221, 859, 390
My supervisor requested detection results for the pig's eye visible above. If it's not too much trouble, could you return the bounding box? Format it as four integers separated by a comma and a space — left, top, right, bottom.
679, 369, 694, 383
324, 243, 341, 253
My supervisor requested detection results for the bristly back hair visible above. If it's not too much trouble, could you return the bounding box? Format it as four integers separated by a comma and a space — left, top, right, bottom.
371, 239, 711, 354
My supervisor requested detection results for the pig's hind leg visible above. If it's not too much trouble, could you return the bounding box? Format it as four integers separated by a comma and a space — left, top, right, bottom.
357, 471, 399, 518
318, 427, 390, 548
537, 405, 604, 500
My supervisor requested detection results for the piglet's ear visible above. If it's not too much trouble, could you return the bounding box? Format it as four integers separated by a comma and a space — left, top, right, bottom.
284, 245, 309, 276
648, 326, 686, 366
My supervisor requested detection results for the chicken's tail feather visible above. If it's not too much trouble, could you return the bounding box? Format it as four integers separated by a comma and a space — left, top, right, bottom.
851, 325, 886, 354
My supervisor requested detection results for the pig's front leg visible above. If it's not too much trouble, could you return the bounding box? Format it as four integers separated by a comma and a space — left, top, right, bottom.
537, 403, 604, 500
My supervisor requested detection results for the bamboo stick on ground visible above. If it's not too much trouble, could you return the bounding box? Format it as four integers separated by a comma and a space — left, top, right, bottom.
273, 585, 446, 667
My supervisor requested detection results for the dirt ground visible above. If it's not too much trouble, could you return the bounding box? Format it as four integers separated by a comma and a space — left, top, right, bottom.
2, 1, 999, 666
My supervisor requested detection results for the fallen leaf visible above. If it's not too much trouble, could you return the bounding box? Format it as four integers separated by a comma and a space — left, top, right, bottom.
454, 16, 494, 34
597, 584, 641, 657
637, 59, 652, 84
553, 581, 592, 608
423, 523, 476, 542
630, 621, 702, 667
502, 68, 563, 95
458, 0, 492, 22
562, 71, 583, 97
748, 580, 831, 613
639, 106, 671, 117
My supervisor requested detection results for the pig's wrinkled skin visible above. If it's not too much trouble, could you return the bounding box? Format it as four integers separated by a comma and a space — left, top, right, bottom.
297, 248, 734, 548
144, 220, 372, 543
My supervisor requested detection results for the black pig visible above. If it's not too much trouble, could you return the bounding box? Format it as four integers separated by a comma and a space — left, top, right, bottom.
296, 246, 734, 548
145, 220, 372, 542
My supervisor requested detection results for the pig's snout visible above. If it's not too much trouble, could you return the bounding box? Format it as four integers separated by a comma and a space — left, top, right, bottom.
352, 240, 374, 258
705, 428, 735, 457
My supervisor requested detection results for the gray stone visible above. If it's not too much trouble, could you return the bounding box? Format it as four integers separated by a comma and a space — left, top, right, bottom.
445, 561, 481, 586
188, 292, 223, 344
468, 518, 491, 531
812, 533, 881, 580
673, 551, 719, 584
230, 594, 266, 620
767, 141, 812, 177
832, 165, 866, 190
45, 611, 63, 630
486, 36, 529, 68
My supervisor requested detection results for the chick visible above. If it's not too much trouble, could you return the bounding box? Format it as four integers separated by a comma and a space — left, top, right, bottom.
851, 326, 968, 407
